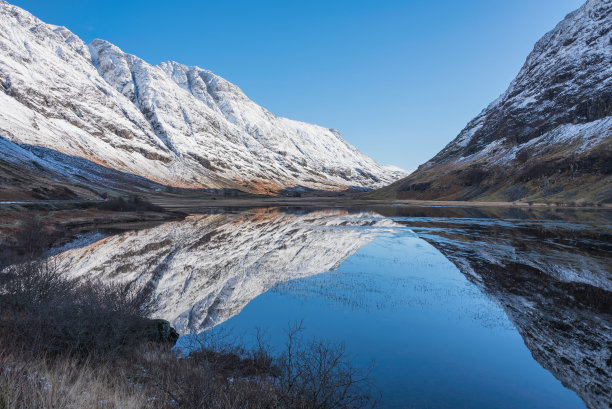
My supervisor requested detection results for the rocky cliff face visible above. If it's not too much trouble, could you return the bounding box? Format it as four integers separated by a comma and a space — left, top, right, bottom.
53, 210, 397, 333
0, 1, 406, 195
375, 0, 611, 203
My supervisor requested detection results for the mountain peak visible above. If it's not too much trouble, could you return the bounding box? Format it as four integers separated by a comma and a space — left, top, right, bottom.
0, 1, 407, 196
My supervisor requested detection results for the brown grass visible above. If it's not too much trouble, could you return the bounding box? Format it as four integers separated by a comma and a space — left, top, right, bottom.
0, 354, 149, 409
0, 303, 376, 408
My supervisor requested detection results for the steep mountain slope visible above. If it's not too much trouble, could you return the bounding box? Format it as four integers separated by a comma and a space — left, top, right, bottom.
53, 210, 398, 333
0, 1, 406, 195
373, 0, 611, 203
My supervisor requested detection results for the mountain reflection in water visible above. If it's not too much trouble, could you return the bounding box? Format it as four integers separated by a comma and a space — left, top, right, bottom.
52, 206, 611, 409
55, 209, 397, 333
387, 208, 611, 409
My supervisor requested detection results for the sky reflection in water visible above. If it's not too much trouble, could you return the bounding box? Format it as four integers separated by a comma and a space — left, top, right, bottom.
182, 220, 590, 409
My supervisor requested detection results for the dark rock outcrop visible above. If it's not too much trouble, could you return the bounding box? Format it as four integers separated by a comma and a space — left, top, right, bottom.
148, 319, 180, 346
135, 319, 179, 346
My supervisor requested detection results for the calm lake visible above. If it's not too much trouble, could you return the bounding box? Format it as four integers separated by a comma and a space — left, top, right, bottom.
52, 206, 612, 409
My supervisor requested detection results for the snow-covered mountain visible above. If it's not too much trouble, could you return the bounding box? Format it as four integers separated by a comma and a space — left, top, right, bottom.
53, 210, 398, 334
0, 1, 406, 196
373, 0, 611, 203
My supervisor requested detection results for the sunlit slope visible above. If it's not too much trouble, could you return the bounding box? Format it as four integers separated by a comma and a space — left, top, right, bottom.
0, 1, 407, 195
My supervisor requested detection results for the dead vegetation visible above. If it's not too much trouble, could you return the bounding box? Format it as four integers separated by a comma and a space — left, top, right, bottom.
0, 216, 65, 267
97, 195, 165, 212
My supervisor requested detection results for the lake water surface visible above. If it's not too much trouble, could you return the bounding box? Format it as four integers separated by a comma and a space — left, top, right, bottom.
54, 206, 612, 409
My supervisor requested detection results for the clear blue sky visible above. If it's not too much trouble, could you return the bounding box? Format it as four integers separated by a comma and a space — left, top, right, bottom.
12, 0, 584, 170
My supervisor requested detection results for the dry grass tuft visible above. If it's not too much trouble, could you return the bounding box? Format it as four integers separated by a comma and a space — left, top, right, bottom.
0, 354, 149, 409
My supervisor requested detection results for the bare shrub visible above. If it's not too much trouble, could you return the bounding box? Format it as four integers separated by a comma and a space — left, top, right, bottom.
0, 217, 62, 267
276, 322, 378, 409
0, 260, 70, 310
127, 343, 280, 409
104, 323, 378, 409
11, 217, 47, 257
0, 233, 378, 408
0, 260, 156, 360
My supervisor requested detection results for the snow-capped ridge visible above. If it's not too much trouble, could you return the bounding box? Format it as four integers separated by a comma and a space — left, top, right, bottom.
0, 1, 408, 194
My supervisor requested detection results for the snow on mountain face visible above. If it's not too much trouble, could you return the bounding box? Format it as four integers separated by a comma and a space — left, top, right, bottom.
378, 0, 612, 203
53, 210, 399, 334
434, 0, 611, 162
0, 1, 406, 194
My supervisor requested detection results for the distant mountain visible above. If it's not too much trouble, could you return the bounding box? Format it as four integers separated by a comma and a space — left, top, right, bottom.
0, 1, 406, 198
372, 0, 611, 203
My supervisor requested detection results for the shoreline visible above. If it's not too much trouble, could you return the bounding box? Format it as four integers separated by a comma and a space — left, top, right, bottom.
149, 196, 612, 212
1, 196, 609, 245
1, 196, 610, 213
